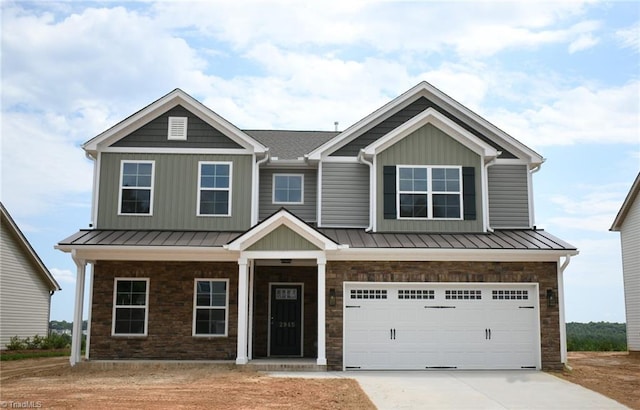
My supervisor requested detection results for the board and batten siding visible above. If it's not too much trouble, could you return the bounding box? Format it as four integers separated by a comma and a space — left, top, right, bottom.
488, 164, 531, 228
321, 163, 370, 227
376, 123, 483, 233
0, 221, 52, 349
97, 153, 252, 230
259, 168, 317, 222
111, 105, 244, 149
620, 192, 640, 352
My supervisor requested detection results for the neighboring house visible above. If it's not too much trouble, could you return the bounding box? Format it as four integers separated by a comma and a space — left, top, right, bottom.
1, 202, 61, 348
56, 82, 577, 370
611, 172, 640, 355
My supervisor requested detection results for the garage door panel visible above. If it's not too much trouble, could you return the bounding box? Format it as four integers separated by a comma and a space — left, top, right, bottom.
344, 283, 539, 370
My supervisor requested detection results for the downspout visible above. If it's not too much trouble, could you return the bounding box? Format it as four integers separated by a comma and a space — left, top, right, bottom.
558, 254, 572, 365
528, 159, 545, 228
357, 149, 374, 232
252, 150, 270, 225
86, 152, 98, 228
483, 156, 498, 233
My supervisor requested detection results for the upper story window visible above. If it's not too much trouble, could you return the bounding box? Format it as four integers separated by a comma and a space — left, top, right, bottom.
119, 161, 154, 215
398, 166, 462, 219
198, 162, 232, 216
273, 174, 304, 204
112, 278, 149, 336
193, 279, 229, 336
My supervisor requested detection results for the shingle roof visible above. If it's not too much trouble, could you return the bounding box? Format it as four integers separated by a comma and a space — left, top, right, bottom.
244, 130, 339, 159
58, 228, 575, 251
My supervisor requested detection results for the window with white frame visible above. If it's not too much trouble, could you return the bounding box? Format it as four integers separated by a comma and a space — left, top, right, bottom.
398, 166, 462, 219
273, 174, 303, 204
193, 279, 228, 336
198, 162, 231, 216
119, 161, 154, 215
112, 278, 149, 336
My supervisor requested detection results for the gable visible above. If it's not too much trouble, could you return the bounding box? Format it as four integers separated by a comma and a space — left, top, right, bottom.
247, 225, 320, 251
111, 105, 244, 149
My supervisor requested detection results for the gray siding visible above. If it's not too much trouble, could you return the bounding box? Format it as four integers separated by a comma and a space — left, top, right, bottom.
259, 168, 317, 222
488, 165, 531, 228
247, 225, 320, 251
620, 192, 640, 352
376, 123, 483, 233
332, 97, 515, 158
321, 163, 370, 227
111, 105, 243, 149
0, 221, 51, 349
97, 153, 252, 230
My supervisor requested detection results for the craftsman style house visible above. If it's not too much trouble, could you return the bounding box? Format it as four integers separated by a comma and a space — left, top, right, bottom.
57, 82, 577, 370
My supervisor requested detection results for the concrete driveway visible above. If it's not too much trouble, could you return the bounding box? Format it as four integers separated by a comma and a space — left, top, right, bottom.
272, 370, 627, 409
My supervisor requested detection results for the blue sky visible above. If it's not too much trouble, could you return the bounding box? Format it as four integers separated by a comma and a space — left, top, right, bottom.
1, 1, 638, 323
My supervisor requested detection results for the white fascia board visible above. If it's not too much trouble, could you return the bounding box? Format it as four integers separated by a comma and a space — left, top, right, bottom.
225, 210, 342, 251
102, 147, 253, 155
363, 108, 499, 159
55, 244, 238, 262
241, 250, 326, 260
83, 89, 266, 155
325, 248, 578, 262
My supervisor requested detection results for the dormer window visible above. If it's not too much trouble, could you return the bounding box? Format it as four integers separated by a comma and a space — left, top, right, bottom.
167, 116, 188, 140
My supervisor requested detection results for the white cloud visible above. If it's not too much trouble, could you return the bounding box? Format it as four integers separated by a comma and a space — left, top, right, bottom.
568, 33, 599, 53
615, 22, 640, 53
50, 268, 75, 284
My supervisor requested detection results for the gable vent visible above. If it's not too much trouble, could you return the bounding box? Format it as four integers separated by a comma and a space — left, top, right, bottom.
168, 116, 188, 140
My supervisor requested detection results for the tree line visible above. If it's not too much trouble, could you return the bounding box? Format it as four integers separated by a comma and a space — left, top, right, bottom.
566, 322, 627, 351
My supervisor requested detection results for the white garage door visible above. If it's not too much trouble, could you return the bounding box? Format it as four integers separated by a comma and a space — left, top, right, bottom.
344, 283, 540, 370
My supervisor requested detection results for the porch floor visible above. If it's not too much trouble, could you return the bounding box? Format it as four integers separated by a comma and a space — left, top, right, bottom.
247, 358, 326, 372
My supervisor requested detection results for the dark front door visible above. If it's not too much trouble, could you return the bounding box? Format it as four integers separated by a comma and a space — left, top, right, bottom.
270, 284, 302, 356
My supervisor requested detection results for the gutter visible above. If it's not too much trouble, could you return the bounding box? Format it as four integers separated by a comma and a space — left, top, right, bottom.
252, 150, 270, 225
558, 254, 574, 365
357, 149, 374, 232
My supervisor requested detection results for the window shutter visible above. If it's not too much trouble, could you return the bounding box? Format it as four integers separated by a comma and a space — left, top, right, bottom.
167, 116, 188, 140
462, 166, 476, 220
383, 166, 397, 219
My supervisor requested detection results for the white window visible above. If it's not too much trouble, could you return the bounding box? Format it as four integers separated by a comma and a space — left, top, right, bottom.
193, 279, 229, 336
168, 116, 188, 140
112, 278, 149, 336
119, 161, 154, 215
398, 166, 462, 219
197, 162, 232, 216
273, 174, 303, 204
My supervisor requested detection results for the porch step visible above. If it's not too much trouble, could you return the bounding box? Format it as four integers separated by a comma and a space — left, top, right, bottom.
246, 359, 326, 372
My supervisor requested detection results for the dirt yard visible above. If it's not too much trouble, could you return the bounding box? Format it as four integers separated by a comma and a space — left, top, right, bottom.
0, 358, 374, 409
556, 352, 640, 409
2, 353, 639, 409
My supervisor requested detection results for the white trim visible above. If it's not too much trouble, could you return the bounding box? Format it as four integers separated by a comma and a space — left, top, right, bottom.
192, 278, 230, 337
167, 116, 188, 140
117, 160, 155, 216
90, 152, 100, 228
308, 82, 543, 164
268, 282, 304, 357
494, 158, 530, 165
85, 264, 94, 360
527, 165, 536, 228
197, 161, 232, 217
320, 156, 361, 163
363, 108, 499, 159
326, 248, 578, 262
83, 89, 266, 155
241, 250, 327, 261
226, 209, 342, 252
70, 257, 86, 366
317, 258, 327, 365
396, 165, 463, 221
317, 161, 323, 226
111, 277, 150, 337
272, 173, 304, 205
54, 245, 238, 262
372, 155, 378, 232
248, 260, 255, 360
236, 259, 249, 364
102, 147, 253, 155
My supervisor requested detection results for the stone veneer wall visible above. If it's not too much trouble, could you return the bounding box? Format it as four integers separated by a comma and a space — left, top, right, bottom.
252, 266, 318, 358
89, 261, 238, 360
325, 261, 561, 371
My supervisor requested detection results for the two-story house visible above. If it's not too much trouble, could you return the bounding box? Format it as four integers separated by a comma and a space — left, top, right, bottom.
57, 82, 577, 370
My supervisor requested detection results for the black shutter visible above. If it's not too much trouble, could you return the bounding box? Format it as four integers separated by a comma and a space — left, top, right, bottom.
383, 166, 397, 219
462, 167, 476, 220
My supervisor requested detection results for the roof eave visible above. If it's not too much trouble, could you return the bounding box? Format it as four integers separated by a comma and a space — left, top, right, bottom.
611, 172, 640, 231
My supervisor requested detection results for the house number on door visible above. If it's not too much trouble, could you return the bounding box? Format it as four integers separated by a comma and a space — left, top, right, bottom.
279, 322, 296, 328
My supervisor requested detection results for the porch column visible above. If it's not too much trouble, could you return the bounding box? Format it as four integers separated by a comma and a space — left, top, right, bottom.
236, 257, 249, 365
317, 256, 327, 366
70, 255, 86, 366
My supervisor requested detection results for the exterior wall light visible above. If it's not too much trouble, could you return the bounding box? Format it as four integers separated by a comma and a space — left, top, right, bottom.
329, 288, 336, 306
546, 288, 557, 308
